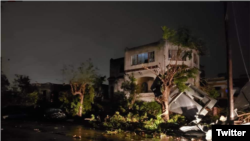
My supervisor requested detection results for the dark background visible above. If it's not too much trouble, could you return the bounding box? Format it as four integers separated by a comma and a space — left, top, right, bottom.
1, 2, 249, 84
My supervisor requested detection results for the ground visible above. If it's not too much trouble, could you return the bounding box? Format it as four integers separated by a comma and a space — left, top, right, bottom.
1, 119, 198, 141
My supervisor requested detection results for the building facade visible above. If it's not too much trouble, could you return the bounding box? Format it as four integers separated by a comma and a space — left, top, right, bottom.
109, 40, 200, 101
32, 83, 71, 103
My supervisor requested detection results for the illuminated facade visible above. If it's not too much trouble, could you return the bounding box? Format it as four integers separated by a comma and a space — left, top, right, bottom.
109, 40, 200, 101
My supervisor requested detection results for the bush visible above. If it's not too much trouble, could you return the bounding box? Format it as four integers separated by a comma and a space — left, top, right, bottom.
167, 114, 186, 124
58, 86, 95, 117
103, 111, 127, 129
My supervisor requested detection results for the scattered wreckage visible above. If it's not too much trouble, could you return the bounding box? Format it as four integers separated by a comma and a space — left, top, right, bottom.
151, 77, 217, 139
151, 77, 217, 124
151, 77, 250, 140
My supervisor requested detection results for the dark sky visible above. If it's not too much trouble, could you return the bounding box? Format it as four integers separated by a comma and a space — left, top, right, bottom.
1, 2, 249, 84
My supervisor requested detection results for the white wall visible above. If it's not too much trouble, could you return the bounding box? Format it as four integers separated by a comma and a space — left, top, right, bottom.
124, 41, 200, 87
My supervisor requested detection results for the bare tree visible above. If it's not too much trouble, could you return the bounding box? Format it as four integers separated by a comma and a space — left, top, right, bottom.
62, 59, 98, 117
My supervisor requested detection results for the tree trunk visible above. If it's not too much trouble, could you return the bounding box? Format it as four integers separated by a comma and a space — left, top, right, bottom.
129, 93, 137, 109
78, 95, 84, 117
161, 85, 170, 121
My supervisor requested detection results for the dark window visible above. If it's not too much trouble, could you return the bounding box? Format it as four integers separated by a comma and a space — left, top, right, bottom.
141, 82, 148, 93
194, 53, 198, 64
168, 50, 186, 61
131, 54, 137, 65
148, 52, 154, 62
131, 51, 154, 65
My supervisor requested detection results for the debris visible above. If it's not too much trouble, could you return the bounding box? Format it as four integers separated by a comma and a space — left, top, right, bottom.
205, 130, 212, 141
1, 128, 3, 130
234, 81, 250, 110
151, 82, 217, 123
179, 125, 200, 132
54, 127, 58, 129
219, 115, 227, 122
44, 108, 66, 119
182, 131, 205, 137
34, 129, 40, 132
241, 123, 250, 125
73, 135, 81, 139
106, 130, 118, 135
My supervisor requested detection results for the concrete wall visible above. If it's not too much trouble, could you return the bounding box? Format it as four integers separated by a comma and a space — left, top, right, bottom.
124, 41, 200, 87
108, 58, 125, 98
109, 40, 200, 101
113, 78, 125, 92
124, 41, 165, 72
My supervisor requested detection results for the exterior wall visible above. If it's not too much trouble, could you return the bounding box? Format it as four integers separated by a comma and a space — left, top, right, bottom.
109, 40, 200, 101
124, 41, 200, 87
124, 41, 166, 72
114, 78, 124, 92
108, 58, 125, 99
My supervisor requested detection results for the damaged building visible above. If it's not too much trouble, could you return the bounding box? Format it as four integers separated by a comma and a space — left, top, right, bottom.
109, 40, 200, 101
108, 40, 217, 122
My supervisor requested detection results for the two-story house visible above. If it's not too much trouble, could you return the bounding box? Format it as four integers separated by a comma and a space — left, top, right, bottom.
109, 40, 200, 101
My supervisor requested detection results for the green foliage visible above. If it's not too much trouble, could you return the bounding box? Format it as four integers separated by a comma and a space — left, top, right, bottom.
26, 91, 39, 106
161, 26, 206, 55
172, 65, 199, 92
121, 74, 139, 95
59, 91, 80, 116
61, 59, 98, 116
200, 82, 220, 99
134, 101, 162, 116
167, 114, 186, 124
90, 114, 96, 121
103, 111, 127, 129
93, 75, 106, 98
2, 74, 39, 106
82, 86, 95, 114
112, 91, 129, 111
208, 89, 220, 99
62, 59, 98, 86
92, 100, 187, 132
161, 26, 176, 41
121, 74, 140, 108
59, 85, 95, 116
143, 114, 164, 130
12, 74, 37, 94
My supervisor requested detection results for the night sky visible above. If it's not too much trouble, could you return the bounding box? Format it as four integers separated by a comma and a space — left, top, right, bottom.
1, 2, 249, 84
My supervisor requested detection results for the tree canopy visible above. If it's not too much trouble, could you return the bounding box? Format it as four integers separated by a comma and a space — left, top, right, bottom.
161, 26, 206, 55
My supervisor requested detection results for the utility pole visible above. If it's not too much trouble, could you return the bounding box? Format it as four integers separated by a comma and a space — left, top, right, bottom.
224, 2, 234, 124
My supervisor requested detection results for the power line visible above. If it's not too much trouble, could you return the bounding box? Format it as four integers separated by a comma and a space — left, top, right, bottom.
231, 2, 250, 81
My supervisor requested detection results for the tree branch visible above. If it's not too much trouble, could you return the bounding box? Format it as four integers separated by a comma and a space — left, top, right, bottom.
155, 97, 162, 104
73, 91, 82, 95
